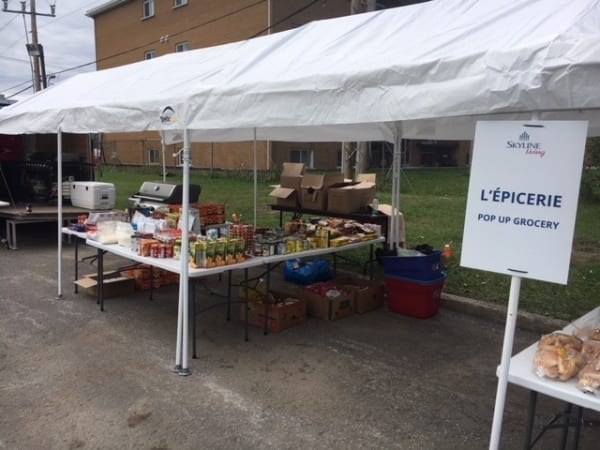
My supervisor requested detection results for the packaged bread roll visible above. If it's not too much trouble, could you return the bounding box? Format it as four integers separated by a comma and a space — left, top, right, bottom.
577, 359, 600, 395
533, 345, 585, 381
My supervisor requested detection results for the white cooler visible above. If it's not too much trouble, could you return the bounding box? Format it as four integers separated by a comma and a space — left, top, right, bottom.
70, 182, 116, 210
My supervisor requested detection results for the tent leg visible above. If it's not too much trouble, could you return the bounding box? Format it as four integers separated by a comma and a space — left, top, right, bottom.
56, 128, 64, 300
179, 128, 191, 377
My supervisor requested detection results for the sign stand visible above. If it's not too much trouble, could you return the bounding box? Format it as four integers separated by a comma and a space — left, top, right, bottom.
459, 120, 588, 448
489, 275, 522, 450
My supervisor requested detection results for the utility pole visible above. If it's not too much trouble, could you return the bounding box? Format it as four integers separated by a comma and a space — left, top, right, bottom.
2, 0, 56, 92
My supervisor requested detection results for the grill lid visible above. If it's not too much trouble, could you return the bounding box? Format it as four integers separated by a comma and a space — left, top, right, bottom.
130, 181, 201, 204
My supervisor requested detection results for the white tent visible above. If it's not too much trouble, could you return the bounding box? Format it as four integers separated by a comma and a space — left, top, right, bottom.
1, 1, 599, 435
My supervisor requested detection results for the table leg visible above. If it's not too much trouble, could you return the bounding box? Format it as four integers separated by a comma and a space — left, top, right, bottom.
74, 237, 79, 294
523, 391, 537, 450
244, 268, 249, 342
560, 403, 573, 450
97, 248, 105, 312
227, 271, 232, 321
149, 266, 154, 301
369, 243, 374, 280
264, 263, 271, 336
191, 281, 197, 359
7, 220, 16, 250
279, 211, 283, 228
571, 406, 583, 450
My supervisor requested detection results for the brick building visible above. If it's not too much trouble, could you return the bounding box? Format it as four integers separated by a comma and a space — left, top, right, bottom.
87, 0, 470, 171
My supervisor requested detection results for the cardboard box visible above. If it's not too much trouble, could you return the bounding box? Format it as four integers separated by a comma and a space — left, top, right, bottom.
337, 277, 385, 314
270, 162, 305, 207
240, 290, 307, 332
269, 185, 298, 208
300, 172, 345, 210
357, 173, 376, 183
326, 180, 376, 214
354, 181, 376, 210
327, 182, 361, 214
74, 271, 135, 298
302, 282, 354, 320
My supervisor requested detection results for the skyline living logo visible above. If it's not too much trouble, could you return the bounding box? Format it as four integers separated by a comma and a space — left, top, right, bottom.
505, 129, 546, 158
159, 106, 179, 125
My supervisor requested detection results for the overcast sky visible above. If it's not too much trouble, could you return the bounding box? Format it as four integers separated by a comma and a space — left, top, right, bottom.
0, 0, 108, 99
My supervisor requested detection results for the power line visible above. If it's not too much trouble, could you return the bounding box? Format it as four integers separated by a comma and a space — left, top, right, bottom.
52, 0, 268, 76
2, 0, 327, 96
0, 11, 18, 32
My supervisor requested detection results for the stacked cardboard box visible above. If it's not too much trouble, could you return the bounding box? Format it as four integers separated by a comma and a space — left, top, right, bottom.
269, 162, 305, 207
122, 265, 179, 291
198, 203, 226, 225
327, 173, 376, 214
300, 172, 345, 210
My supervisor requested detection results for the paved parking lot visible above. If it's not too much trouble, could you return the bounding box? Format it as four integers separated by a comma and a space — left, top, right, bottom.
1, 222, 598, 449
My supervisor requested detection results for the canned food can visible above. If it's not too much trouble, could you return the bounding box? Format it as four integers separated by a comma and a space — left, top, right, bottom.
151, 244, 159, 258
165, 244, 174, 259
295, 239, 304, 252
277, 242, 286, 255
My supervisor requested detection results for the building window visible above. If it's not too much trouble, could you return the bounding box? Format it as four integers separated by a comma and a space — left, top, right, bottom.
175, 41, 189, 52
144, 50, 156, 60
174, 0, 188, 8
142, 0, 155, 19
148, 148, 160, 165
290, 148, 313, 168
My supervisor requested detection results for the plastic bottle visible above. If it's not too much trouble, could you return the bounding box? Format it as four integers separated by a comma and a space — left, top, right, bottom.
444, 244, 452, 259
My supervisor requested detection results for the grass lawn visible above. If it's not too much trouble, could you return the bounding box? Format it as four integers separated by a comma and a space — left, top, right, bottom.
96, 165, 599, 322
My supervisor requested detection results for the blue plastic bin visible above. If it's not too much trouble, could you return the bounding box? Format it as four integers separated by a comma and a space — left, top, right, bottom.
381, 250, 443, 281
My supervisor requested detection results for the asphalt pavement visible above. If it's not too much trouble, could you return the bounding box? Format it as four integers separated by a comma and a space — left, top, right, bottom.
0, 222, 598, 449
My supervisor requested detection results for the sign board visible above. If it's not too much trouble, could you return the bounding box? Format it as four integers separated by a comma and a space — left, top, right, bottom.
461, 121, 588, 284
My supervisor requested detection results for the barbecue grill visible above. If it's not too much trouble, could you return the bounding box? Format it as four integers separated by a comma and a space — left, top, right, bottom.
128, 181, 201, 210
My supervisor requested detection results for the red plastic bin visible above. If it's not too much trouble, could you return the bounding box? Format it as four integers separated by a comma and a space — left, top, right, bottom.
385, 273, 447, 319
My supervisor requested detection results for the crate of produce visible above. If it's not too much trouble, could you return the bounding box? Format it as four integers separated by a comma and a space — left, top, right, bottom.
381, 250, 443, 281
385, 273, 447, 319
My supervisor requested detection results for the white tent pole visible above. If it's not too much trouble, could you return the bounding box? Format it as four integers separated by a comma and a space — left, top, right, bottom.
253, 128, 257, 229
489, 275, 521, 450
160, 131, 167, 183
179, 128, 191, 376
391, 131, 402, 250
390, 141, 397, 248
174, 274, 183, 371
395, 138, 402, 247
56, 128, 64, 300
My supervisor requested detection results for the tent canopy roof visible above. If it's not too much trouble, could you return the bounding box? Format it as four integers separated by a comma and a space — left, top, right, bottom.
1, 0, 600, 141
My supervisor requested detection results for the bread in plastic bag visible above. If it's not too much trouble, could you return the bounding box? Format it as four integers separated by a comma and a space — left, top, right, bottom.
577, 359, 600, 395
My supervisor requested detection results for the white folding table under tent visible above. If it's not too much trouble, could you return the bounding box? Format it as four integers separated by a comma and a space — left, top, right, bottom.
1, 1, 600, 445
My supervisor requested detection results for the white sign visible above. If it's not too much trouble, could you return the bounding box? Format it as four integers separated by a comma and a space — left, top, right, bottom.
461, 121, 588, 284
